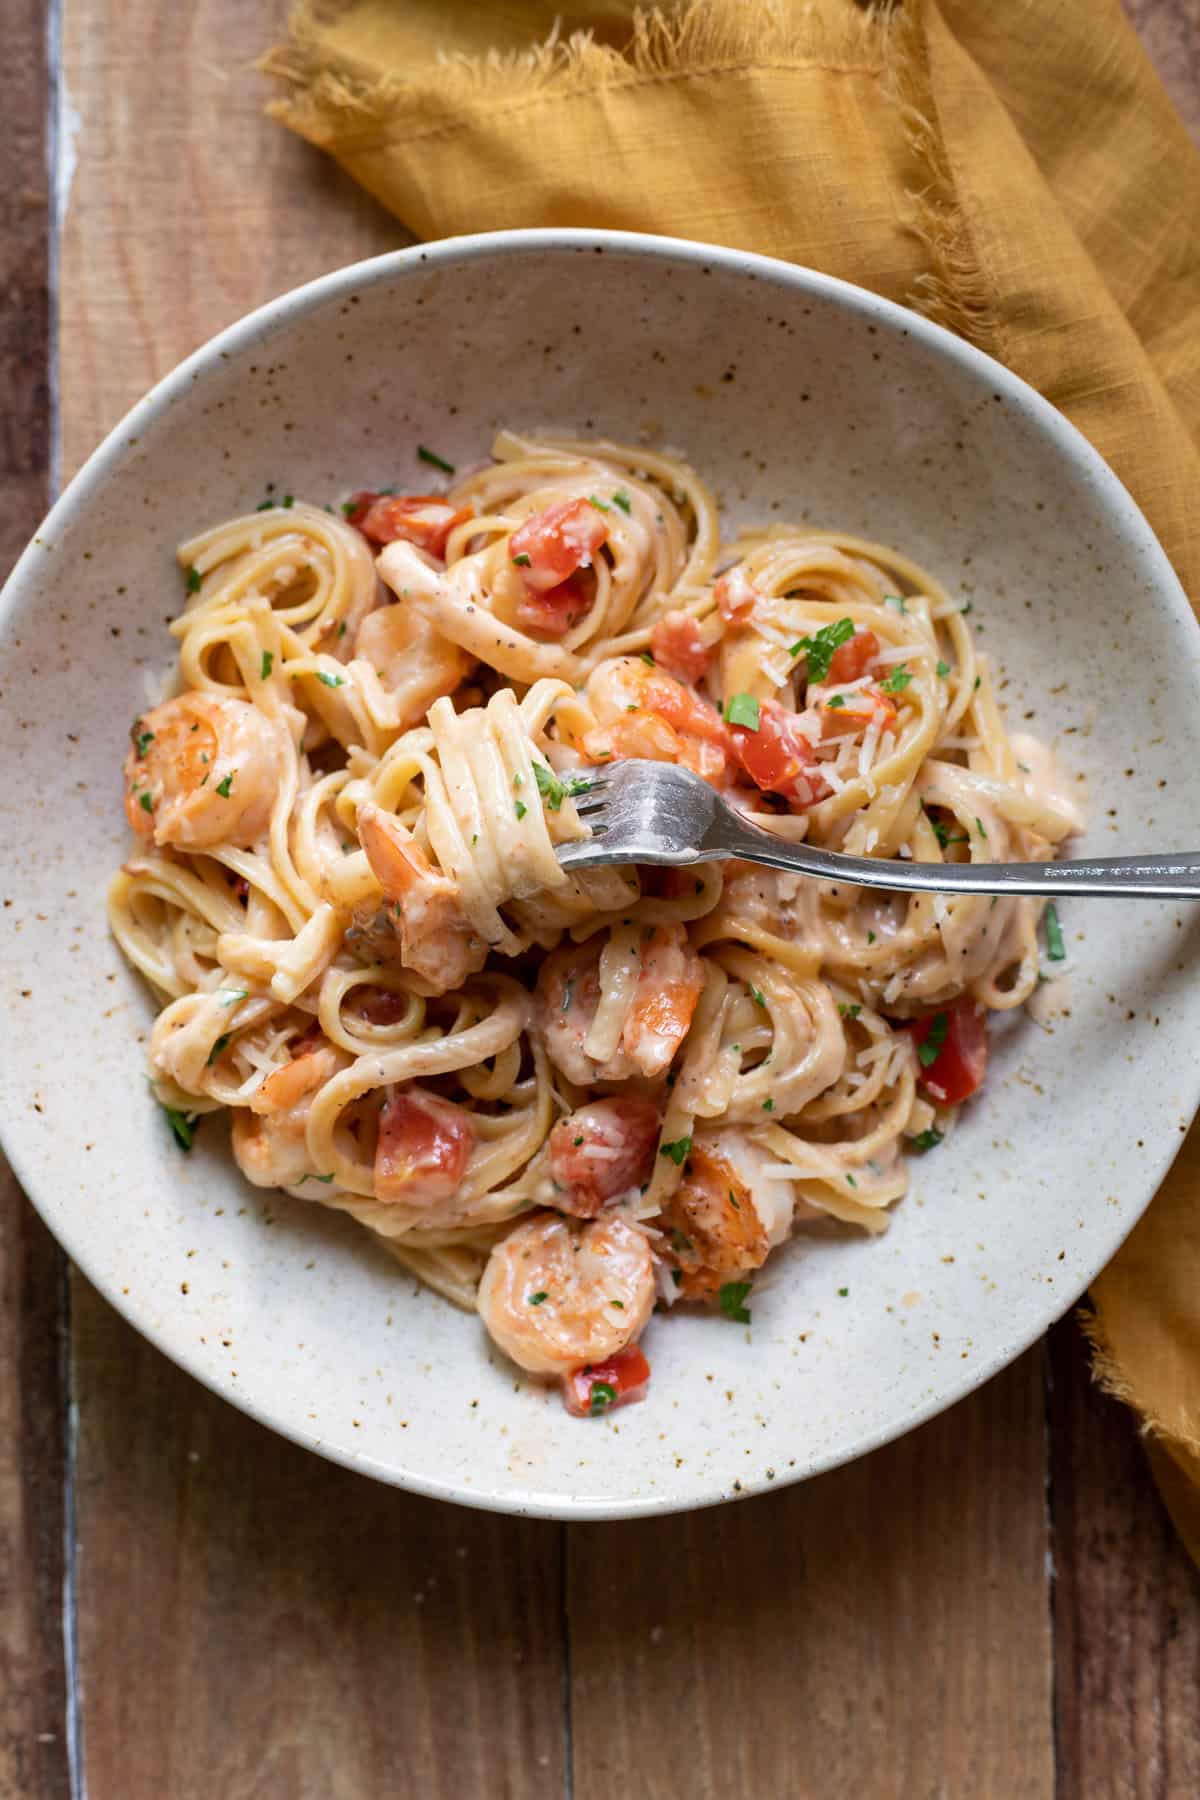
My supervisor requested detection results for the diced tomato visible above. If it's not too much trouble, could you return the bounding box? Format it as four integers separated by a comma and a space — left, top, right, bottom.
509, 499, 609, 594
549, 1097, 661, 1217
908, 1000, 988, 1105
513, 570, 591, 639
818, 686, 897, 741
375, 1086, 474, 1204
561, 1344, 651, 1418
826, 628, 879, 685
642, 670, 732, 749
349, 493, 472, 559
730, 699, 831, 809
713, 568, 758, 624
650, 610, 710, 682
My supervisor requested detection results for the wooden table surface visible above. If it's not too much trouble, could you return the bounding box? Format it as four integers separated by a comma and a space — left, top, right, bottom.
3, 4, 1198, 1796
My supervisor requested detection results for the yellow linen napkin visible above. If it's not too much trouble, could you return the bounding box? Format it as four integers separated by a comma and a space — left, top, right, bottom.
264, 0, 1200, 1550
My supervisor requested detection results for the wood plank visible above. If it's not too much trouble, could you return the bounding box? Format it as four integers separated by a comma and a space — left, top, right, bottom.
0, 2, 71, 1794
71, 1279, 566, 1800
57, 6, 565, 1797
568, 1351, 1055, 1800
1048, 1315, 1200, 1800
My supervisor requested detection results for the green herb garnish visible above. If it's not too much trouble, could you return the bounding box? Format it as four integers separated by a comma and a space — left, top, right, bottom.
612, 491, 632, 514
207, 1035, 230, 1065
162, 1105, 195, 1151
789, 617, 854, 682
512, 551, 532, 567
909, 1128, 944, 1152
515, 800, 528, 820
749, 986, 767, 1009
589, 1381, 618, 1416
417, 445, 455, 474
528, 1291, 548, 1306
918, 1012, 949, 1067
839, 1003, 862, 1020
719, 1281, 752, 1324
936, 660, 951, 679
185, 566, 202, 593
879, 663, 913, 694
724, 692, 760, 730
587, 495, 611, 512
215, 772, 234, 798
317, 670, 344, 689
826, 695, 846, 710
659, 1136, 692, 1165
138, 791, 153, 814
260, 650, 274, 680
1044, 903, 1066, 962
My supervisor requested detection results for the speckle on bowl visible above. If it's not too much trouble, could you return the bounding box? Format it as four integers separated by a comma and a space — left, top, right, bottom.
2, 231, 1199, 1518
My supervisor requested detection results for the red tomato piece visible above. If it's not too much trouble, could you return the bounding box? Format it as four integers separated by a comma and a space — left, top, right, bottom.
826, 628, 879, 685
818, 686, 897, 740
643, 670, 732, 749
549, 1096, 661, 1217
513, 570, 592, 639
350, 493, 471, 559
713, 569, 758, 624
909, 1001, 988, 1104
375, 1086, 474, 1204
509, 499, 609, 593
730, 699, 831, 809
561, 1344, 651, 1418
650, 610, 711, 682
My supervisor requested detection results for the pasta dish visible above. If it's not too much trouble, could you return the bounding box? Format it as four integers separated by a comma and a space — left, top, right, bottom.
109, 433, 1082, 1418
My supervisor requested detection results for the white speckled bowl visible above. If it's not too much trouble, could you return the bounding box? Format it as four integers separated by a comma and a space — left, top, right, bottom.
2, 231, 1199, 1518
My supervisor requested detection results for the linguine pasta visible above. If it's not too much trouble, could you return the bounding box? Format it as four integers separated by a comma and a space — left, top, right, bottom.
109, 433, 1082, 1418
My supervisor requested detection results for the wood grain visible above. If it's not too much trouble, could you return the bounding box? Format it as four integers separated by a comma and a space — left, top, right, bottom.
70, 1281, 566, 1800
568, 1351, 1055, 1800
1048, 1316, 1200, 1800
0, 5, 70, 1796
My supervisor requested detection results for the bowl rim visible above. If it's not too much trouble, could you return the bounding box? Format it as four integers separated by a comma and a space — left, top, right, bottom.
3, 226, 1197, 1519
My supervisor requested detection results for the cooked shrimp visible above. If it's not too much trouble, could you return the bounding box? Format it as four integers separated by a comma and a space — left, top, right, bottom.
375, 1085, 474, 1206
622, 926, 703, 1077
357, 801, 487, 993
536, 926, 701, 1084
354, 600, 473, 730
231, 1029, 348, 1189
582, 655, 734, 785
125, 693, 283, 849
549, 1096, 661, 1217
658, 1129, 795, 1302
477, 1212, 655, 1377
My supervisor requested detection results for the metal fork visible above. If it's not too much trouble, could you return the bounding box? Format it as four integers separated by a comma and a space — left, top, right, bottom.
555, 761, 1200, 899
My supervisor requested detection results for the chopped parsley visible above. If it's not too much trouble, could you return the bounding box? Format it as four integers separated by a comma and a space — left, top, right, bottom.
973, 675, 981, 691
884, 594, 908, 614
728, 1190, 741, 1211
206, 1034, 230, 1065
789, 616, 854, 682
724, 692, 760, 730
417, 444, 455, 475
185, 565, 202, 593
282, 494, 294, 508
926, 810, 967, 850
515, 800, 528, 820
936, 660, 951, 679
846, 1174, 858, 1188
513, 772, 523, 788
255, 500, 275, 512
300, 1172, 335, 1184
762, 1098, 775, 1112
341, 501, 357, 517
587, 494, 611, 512
718, 1281, 752, 1324
839, 1003, 862, 1020
639, 651, 655, 666
133, 725, 154, 756
138, 791, 154, 814
511, 551, 532, 567
879, 663, 913, 694
532, 763, 593, 811
162, 1105, 196, 1151
1044, 903, 1066, 962
826, 694, 846, 710
975, 816, 988, 839
867, 930, 876, 944
610, 1299, 625, 1310
659, 1136, 692, 1166
589, 1381, 618, 1416
612, 490, 632, 514
528, 1291, 548, 1306
837, 1286, 849, 1297
749, 986, 767, 1009
317, 670, 345, 688
260, 650, 274, 679
573, 1135, 584, 1147
909, 1128, 944, 1152
918, 1012, 949, 1067
215, 772, 235, 798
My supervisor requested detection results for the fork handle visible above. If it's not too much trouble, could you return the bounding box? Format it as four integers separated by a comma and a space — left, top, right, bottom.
720, 816, 1200, 900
